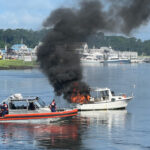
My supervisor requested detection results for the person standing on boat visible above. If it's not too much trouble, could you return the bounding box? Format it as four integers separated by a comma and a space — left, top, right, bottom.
0, 104, 2, 117
1, 102, 8, 117
50, 99, 56, 112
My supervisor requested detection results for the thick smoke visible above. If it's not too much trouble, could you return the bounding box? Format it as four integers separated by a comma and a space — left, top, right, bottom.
37, 0, 150, 101
119, 0, 150, 33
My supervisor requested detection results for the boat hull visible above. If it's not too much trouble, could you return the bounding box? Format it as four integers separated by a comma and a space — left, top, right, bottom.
0, 109, 78, 122
81, 60, 100, 63
77, 98, 131, 111
102, 59, 130, 64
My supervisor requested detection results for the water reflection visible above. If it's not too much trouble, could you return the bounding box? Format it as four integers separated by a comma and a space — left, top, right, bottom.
35, 119, 83, 149
79, 110, 130, 131
0, 117, 86, 150
0, 110, 131, 150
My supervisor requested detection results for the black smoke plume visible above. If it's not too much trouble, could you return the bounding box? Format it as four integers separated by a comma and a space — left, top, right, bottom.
37, 0, 150, 101
118, 0, 150, 34
107, 0, 150, 34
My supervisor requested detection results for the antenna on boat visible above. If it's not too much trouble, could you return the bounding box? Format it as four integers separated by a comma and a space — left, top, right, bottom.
131, 84, 136, 97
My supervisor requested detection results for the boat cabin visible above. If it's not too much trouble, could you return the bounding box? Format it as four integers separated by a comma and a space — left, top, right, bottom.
90, 88, 119, 102
0, 94, 49, 114
8, 97, 45, 110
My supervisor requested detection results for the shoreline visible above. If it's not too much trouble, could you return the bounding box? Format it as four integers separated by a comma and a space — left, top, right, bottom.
0, 59, 38, 70
0, 66, 38, 70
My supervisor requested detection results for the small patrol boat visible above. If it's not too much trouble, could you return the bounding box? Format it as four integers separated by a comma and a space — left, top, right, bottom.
76, 88, 133, 111
0, 94, 78, 122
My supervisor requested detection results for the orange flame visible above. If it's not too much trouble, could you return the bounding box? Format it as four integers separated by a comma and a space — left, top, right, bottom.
71, 89, 90, 104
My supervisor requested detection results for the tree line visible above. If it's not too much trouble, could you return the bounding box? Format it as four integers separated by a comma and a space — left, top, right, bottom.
0, 29, 47, 49
87, 32, 150, 55
0, 29, 150, 55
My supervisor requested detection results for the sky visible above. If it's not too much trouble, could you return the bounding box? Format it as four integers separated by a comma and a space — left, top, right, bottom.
0, 0, 76, 30
0, 0, 150, 41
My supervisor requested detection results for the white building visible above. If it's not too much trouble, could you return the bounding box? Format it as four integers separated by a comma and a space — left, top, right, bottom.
81, 43, 138, 60
11, 44, 36, 61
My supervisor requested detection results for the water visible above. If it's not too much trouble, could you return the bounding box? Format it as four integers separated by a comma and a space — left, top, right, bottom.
0, 63, 150, 150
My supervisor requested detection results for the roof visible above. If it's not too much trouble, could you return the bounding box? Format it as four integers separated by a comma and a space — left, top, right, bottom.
11, 44, 27, 51
90, 87, 110, 92
1, 49, 6, 53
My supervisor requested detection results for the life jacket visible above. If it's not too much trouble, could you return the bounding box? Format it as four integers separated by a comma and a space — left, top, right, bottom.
3, 104, 8, 111
50, 101, 56, 110
51, 102, 55, 107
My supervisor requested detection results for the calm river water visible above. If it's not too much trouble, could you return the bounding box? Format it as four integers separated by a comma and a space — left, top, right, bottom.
0, 63, 150, 150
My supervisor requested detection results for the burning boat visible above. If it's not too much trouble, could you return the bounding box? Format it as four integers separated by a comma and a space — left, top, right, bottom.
0, 94, 78, 122
71, 88, 133, 111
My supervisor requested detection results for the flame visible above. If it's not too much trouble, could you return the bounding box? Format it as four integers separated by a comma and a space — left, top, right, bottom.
71, 89, 90, 104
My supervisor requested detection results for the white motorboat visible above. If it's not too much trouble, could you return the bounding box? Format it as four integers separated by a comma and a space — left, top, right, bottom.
76, 88, 133, 111
80, 53, 102, 63
101, 58, 131, 63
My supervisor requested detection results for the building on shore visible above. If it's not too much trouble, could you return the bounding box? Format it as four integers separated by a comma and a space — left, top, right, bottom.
8, 44, 37, 61
79, 43, 138, 60
0, 46, 7, 60
0, 50, 3, 60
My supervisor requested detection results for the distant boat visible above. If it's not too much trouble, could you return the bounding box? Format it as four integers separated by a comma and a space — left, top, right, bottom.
76, 88, 133, 111
130, 58, 143, 63
80, 52, 104, 63
81, 54, 101, 63
143, 58, 150, 63
101, 58, 131, 63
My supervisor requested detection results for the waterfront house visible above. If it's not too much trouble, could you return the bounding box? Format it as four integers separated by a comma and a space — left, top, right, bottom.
11, 44, 36, 61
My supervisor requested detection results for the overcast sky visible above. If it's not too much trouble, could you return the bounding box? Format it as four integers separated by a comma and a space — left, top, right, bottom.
0, 0, 150, 41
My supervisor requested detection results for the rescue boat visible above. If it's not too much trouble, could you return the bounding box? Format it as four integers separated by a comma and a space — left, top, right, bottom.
0, 94, 78, 122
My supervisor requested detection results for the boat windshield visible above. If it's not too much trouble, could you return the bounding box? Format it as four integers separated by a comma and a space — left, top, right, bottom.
36, 98, 46, 108
9, 100, 28, 110
101, 90, 109, 97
